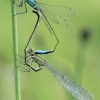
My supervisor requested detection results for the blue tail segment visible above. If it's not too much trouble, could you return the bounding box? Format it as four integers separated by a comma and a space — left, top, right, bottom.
35, 50, 54, 54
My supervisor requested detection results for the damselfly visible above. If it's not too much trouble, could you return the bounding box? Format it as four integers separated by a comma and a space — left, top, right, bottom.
11, 0, 75, 63
18, 48, 93, 100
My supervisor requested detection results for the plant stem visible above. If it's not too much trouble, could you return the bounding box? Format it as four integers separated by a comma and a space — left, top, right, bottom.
11, 1, 21, 100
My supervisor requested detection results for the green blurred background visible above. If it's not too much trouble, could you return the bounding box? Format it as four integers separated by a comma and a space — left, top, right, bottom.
0, 0, 100, 100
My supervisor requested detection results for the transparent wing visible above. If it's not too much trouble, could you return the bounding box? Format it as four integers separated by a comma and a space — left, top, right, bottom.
41, 9, 68, 27
41, 9, 59, 24
41, 11, 58, 34
36, 2, 75, 17
36, 2, 75, 27
44, 61, 94, 100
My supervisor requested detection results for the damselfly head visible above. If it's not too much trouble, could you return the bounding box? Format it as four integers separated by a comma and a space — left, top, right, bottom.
27, 48, 34, 54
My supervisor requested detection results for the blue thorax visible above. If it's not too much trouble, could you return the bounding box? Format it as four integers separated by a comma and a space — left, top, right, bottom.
24, 0, 40, 10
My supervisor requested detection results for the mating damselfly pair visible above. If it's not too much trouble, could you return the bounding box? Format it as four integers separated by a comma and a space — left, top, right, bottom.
11, 0, 75, 56
11, 0, 93, 100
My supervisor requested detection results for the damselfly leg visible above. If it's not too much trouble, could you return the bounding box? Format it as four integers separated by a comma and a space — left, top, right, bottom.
10, 0, 27, 15
18, 48, 45, 72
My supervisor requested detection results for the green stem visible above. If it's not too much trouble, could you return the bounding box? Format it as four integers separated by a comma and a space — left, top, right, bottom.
11, 1, 21, 100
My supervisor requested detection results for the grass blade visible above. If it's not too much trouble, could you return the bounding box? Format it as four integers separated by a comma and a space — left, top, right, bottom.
11, 1, 21, 100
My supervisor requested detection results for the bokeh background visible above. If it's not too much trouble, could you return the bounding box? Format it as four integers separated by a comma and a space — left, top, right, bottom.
0, 0, 100, 100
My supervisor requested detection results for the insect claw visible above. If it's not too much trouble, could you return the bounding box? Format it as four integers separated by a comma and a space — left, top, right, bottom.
18, 66, 30, 72
18, 54, 25, 59
17, 59, 26, 65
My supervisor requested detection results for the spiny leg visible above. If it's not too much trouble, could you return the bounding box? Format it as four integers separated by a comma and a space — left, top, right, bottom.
11, 0, 27, 15
19, 63, 33, 72
16, 2, 27, 15
18, 55, 31, 65
24, 9, 41, 64
19, 56, 43, 72
18, 54, 30, 60
17, 53, 34, 72
18, 55, 34, 72
19, 66, 31, 72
